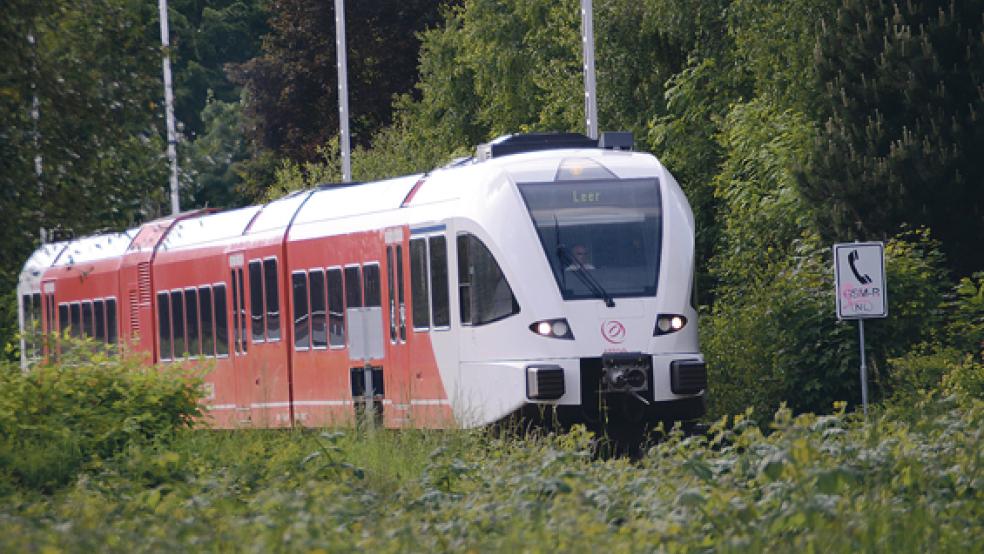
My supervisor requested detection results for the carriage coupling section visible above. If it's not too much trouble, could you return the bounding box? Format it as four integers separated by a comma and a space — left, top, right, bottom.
602, 353, 652, 405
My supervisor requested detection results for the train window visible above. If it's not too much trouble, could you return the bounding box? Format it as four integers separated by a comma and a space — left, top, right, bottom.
396, 245, 406, 341
263, 258, 281, 341
387, 248, 397, 342
82, 301, 93, 338
292, 271, 310, 350
171, 290, 186, 358
310, 270, 327, 349
185, 288, 200, 357
364, 264, 381, 308
327, 267, 345, 348
457, 239, 471, 326
94, 299, 106, 341
58, 303, 68, 336
237, 269, 247, 352
106, 298, 117, 346
429, 236, 450, 329
158, 292, 172, 361
345, 266, 362, 308
214, 284, 229, 357
409, 238, 429, 330
199, 286, 214, 357
457, 234, 520, 326
21, 295, 34, 356
31, 293, 41, 358
70, 303, 81, 338
45, 293, 55, 336
230, 271, 240, 352
249, 260, 264, 343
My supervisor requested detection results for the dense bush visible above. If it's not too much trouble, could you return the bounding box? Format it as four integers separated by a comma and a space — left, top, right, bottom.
703, 229, 950, 420
0, 345, 203, 493
0, 397, 980, 552
700, 94, 950, 419
885, 273, 984, 403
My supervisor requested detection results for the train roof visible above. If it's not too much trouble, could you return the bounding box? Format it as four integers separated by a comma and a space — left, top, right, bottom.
26, 132, 655, 268
17, 240, 71, 295
52, 229, 137, 266
159, 205, 261, 252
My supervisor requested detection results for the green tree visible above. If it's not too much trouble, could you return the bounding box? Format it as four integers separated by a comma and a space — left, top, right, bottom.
232, 0, 448, 164
799, 0, 984, 277
1, 0, 171, 357
168, 0, 269, 139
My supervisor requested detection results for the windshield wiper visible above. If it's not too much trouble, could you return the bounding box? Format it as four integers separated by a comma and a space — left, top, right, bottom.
557, 244, 615, 307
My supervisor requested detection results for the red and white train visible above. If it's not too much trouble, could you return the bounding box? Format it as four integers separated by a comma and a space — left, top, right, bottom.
18, 132, 707, 433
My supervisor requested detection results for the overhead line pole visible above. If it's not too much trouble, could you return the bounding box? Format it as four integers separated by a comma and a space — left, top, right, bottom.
335, 0, 352, 182
580, 0, 598, 140
159, 0, 180, 214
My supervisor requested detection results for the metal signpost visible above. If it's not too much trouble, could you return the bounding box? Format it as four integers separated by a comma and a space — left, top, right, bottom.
580, 0, 597, 140
833, 242, 888, 417
159, 0, 180, 215
335, 0, 352, 183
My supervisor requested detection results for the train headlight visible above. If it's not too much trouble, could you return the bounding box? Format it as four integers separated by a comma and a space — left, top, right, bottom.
654, 314, 687, 336
529, 318, 574, 340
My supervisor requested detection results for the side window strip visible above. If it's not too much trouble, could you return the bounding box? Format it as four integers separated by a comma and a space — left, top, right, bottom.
170, 290, 186, 358
214, 284, 229, 357
231, 270, 241, 353
292, 271, 310, 350
409, 238, 430, 330
94, 299, 106, 342
81, 301, 93, 338
310, 270, 327, 349
106, 298, 117, 347
327, 267, 345, 348
429, 236, 450, 329
248, 260, 264, 343
70, 303, 81, 338
157, 292, 172, 361
387, 247, 397, 342
396, 245, 406, 341
263, 258, 281, 341
185, 288, 200, 357
363, 264, 381, 308
58, 303, 69, 336
199, 286, 214, 357
237, 268, 247, 352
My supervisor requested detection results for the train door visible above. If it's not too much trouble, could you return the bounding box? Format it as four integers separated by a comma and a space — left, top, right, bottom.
227, 252, 249, 424
406, 226, 455, 426
345, 261, 386, 421
385, 231, 411, 426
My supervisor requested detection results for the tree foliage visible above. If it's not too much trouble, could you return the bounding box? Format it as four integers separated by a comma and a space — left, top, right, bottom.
232, 0, 447, 164
799, 0, 984, 276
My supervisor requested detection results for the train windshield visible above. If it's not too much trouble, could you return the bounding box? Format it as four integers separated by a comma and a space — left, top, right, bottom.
518, 177, 661, 301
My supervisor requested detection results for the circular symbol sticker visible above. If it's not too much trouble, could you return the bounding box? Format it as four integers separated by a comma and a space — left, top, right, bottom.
601, 320, 626, 344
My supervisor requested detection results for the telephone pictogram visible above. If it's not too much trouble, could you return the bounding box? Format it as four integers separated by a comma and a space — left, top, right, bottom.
848, 249, 872, 285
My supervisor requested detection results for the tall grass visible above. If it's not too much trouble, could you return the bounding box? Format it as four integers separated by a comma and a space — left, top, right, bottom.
1, 394, 981, 552
1, 344, 981, 552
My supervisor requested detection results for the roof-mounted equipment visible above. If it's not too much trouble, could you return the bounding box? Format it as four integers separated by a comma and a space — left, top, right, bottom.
475, 131, 633, 161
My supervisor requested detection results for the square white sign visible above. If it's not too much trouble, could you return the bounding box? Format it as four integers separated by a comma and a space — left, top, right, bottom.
834, 242, 887, 319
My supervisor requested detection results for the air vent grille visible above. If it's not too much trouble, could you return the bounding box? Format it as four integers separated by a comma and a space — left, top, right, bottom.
128, 289, 140, 337
137, 262, 151, 305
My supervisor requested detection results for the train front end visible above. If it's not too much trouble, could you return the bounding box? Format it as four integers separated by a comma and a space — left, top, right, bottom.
449, 136, 705, 434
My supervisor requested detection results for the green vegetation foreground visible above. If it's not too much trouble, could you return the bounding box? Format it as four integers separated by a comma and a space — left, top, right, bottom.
1, 352, 982, 552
